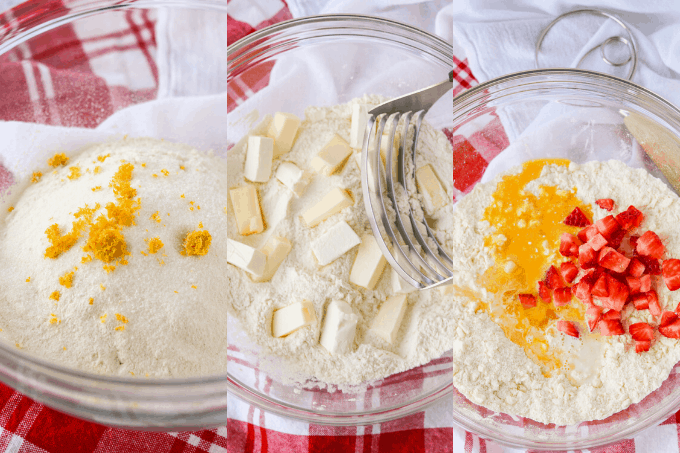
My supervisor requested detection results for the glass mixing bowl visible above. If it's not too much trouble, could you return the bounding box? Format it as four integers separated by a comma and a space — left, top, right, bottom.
0, 0, 230, 430
448, 69, 680, 450
226, 16, 455, 425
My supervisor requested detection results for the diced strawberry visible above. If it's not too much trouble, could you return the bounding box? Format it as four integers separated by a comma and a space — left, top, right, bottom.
599, 248, 631, 273
608, 229, 626, 249
659, 319, 680, 339
636, 231, 666, 259
627, 258, 645, 278
598, 274, 629, 312
556, 320, 580, 338
632, 293, 650, 310
635, 341, 652, 353
638, 256, 661, 275
630, 235, 640, 251
518, 294, 537, 309
587, 233, 608, 252
573, 279, 592, 302
578, 225, 598, 243
586, 306, 603, 332
553, 287, 572, 306
594, 215, 621, 240
602, 309, 621, 321
545, 265, 565, 289
560, 262, 579, 284
591, 274, 609, 297
640, 274, 651, 293
676, 302, 680, 315
580, 268, 597, 284
647, 290, 662, 317
538, 281, 552, 303
595, 199, 614, 211
599, 319, 625, 336
559, 233, 581, 257
615, 206, 644, 230
564, 207, 592, 227
629, 322, 654, 341
578, 243, 598, 269
626, 276, 642, 294
660, 311, 679, 328
663, 259, 680, 291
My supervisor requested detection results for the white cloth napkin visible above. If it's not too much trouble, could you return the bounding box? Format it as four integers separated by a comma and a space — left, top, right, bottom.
449, 0, 680, 186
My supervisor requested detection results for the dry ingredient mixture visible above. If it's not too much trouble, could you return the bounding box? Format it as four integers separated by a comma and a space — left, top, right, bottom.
226, 95, 455, 388
0, 138, 229, 377
450, 158, 680, 425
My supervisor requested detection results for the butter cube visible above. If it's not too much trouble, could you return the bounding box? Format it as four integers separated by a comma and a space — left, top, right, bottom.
275, 161, 310, 197
311, 221, 361, 266
244, 136, 274, 182
268, 112, 300, 158
416, 164, 448, 212
392, 251, 417, 294
250, 236, 292, 283
354, 151, 362, 168
350, 235, 387, 290
310, 134, 352, 176
302, 188, 353, 227
229, 184, 265, 235
227, 238, 266, 276
320, 300, 359, 354
350, 104, 369, 149
272, 300, 317, 338
370, 294, 409, 344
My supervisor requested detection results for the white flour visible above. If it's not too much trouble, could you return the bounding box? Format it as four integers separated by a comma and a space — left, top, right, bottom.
226, 95, 455, 388
0, 138, 230, 377
450, 159, 680, 425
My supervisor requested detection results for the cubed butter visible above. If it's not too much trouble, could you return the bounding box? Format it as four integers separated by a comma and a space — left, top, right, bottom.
415, 164, 448, 211
227, 238, 266, 276
370, 294, 409, 344
250, 236, 292, 282
349, 235, 387, 290
275, 161, 310, 197
244, 136, 274, 182
310, 134, 352, 176
229, 184, 265, 235
320, 300, 359, 354
350, 104, 368, 149
311, 221, 361, 266
354, 151, 362, 168
302, 188, 353, 227
392, 250, 417, 294
267, 112, 301, 158
272, 300, 317, 338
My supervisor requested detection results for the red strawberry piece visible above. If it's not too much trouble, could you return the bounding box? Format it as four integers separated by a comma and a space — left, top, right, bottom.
599, 319, 625, 336
635, 340, 652, 353
594, 215, 621, 240
660, 311, 679, 328
560, 262, 579, 284
632, 293, 649, 310
676, 301, 680, 314
663, 259, 680, 291
638, 256, 661, 275
587, 233, 608, 252
636, 231, 665, 259
602, 309, 621, 321
579, 243, 598, 269
627, 258, 645, 278
629, 322, 654, 341
599, 248, 631, 273
595, 199, 614, 211
599, 275, 629, 312
659, 319, 680, 339
559, 233, 581, 257
545, 265, 565, 289
647, 290, 662, 317
607, 229, 626, 250
553, 287, 572, 306
518, 294, 537, 309
626, 276, 642, 294
538, 281, 552, 303
629, 235, 640, 251
564, 207, 592, 227
640, 274, 651, 293
556, 320, 580, 338
573, 279, 592, 302
591, 274, 609, 298
578, 224, 599, 243
580, 268, 597, 284
615, 205, 645, 230
586, 306, 603, 332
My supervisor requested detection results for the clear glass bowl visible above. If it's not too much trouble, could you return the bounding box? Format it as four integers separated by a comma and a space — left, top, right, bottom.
449, 69, 680, 450
226, 16, 455, 425
0, 0, 230, 430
